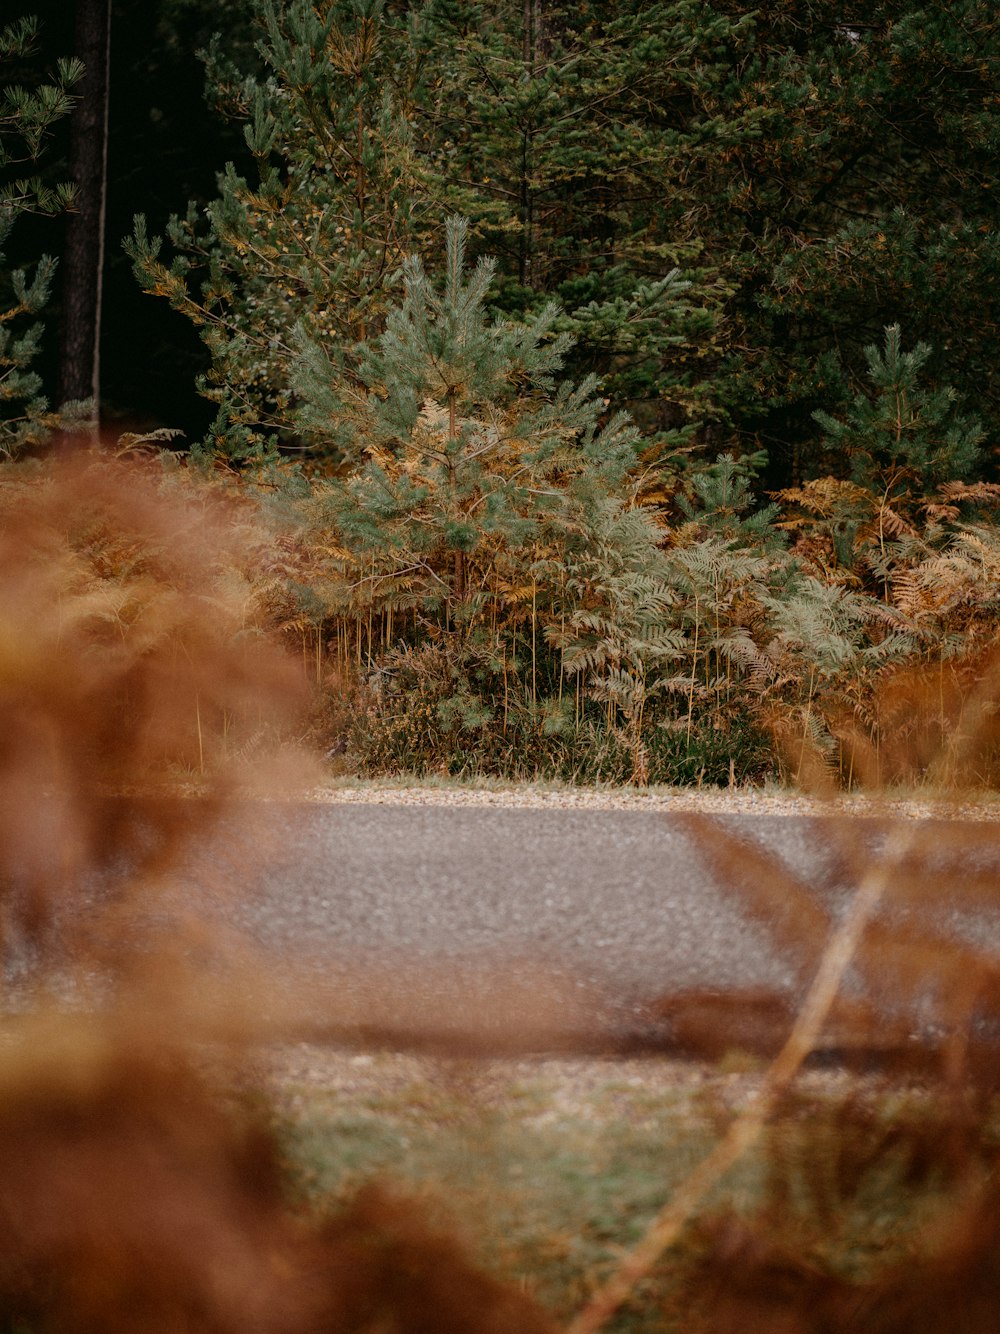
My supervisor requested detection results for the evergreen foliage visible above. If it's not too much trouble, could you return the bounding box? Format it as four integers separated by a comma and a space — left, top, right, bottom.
701, 0, 1000, 473
126, 0, 425, 460
409, 0, 743, 437
0, 15, 84, 455
31, 0, 1000, 786
813, 324, 984, 492
676, 450, 781, 545
0, 16, 80, 216
296, 216, 642, 614
124, 0, 1000, 475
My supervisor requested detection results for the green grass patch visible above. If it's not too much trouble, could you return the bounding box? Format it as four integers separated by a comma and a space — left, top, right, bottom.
264, 1053, 970, 1331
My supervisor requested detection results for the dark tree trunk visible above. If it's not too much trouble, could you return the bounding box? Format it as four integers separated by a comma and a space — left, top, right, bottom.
58, 0, 112, 424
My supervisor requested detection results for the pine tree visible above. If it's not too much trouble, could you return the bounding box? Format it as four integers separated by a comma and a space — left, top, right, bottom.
0, 15, 83, 455
410, 0, 745, 441
125, 0, 425, 460
701, 0, 1000, 479
813, 325, 984, 494
676, 450, 782, 545
294, 215, 642, 616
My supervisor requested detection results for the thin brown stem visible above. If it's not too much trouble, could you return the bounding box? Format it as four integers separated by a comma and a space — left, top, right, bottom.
565, 823, 916, 1334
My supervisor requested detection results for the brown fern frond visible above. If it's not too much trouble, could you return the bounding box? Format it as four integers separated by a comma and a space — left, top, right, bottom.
872, 502, 918, 540
772, 476, 872, 520
890, 567, 935, 618
936, 480, 1000, 508
0, 453, 312, 953
670, 814, 832, 984
924, 500, 962, 523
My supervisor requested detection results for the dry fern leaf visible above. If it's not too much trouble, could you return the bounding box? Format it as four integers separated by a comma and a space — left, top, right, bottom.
773, 476, 873, 519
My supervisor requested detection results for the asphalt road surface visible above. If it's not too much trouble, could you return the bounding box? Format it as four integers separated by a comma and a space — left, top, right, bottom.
183, 802, 1000, 1057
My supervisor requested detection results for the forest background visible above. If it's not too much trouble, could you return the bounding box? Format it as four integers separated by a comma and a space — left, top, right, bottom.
4, 0, 1000, 790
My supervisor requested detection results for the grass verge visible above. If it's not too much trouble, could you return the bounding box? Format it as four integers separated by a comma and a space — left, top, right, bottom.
258, 1048, 973, 1333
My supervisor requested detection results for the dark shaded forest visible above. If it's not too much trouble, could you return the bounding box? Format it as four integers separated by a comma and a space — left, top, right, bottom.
10, 2, 1000, 460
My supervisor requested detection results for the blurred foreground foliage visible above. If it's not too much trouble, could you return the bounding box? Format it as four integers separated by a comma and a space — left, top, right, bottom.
2, 452, 1000, 1334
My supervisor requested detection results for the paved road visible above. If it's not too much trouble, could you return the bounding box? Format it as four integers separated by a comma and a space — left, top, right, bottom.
184, 803, 1000, 1055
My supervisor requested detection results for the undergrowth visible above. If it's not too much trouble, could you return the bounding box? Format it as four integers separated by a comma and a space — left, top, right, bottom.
249, 281, 1000, 792
322, 640, 776, 787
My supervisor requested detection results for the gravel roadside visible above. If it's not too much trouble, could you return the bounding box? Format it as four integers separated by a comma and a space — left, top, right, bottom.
304, 778, 1000, 822
252, 1043, 877, 1127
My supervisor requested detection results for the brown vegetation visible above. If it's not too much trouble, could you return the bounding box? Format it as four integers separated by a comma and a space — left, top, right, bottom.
0, 450, 555, 1334
2, 449, 1000, 1333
